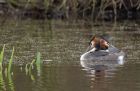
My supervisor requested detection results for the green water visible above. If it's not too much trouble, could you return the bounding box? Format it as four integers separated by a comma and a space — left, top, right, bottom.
0, 19, 140, 91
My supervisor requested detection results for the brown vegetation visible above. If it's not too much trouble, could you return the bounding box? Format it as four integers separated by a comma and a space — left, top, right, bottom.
0, 0, 140, 20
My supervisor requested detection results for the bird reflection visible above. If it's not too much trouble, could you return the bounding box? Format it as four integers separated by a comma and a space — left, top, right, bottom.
83, 67, 117, 91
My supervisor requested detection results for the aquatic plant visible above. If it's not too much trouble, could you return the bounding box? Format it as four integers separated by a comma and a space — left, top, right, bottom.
36, 52, 42, 76
0, 45, 5, 73
0, 51, 5, 90
23, 51, 42, 81
0, 45, 14, 90
29, 59, 35, 81
29, 59, 35, 75
24, 59, 36, 81
7, 47, 14, 74
25, 63, 29, 75
0, 45, 44, 90
0, 45, 43, 82
24, 52, 42, 80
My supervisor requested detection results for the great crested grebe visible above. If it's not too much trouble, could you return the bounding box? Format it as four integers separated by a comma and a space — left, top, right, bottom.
80, 35, 125, 69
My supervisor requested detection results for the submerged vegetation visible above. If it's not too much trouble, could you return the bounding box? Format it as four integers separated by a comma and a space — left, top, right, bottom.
0, 0, 140, 20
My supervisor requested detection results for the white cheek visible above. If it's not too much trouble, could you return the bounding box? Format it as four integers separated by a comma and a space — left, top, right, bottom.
103, 42, 109, 48
91, 41, 95, 46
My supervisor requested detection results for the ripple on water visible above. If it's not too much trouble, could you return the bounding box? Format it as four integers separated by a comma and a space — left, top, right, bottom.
0, 20, 140, 91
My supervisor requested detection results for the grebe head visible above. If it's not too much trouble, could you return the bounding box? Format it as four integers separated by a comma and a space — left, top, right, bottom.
86, 35, 109, 52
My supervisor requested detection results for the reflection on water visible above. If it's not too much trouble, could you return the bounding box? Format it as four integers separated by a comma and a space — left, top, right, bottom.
0, 69, 15, 91
0, 71, 6, 91
8, 73, 15, 91
0, 19, 140, 91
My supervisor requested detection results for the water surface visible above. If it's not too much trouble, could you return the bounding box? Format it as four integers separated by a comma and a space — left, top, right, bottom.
0, 19, 140, 91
